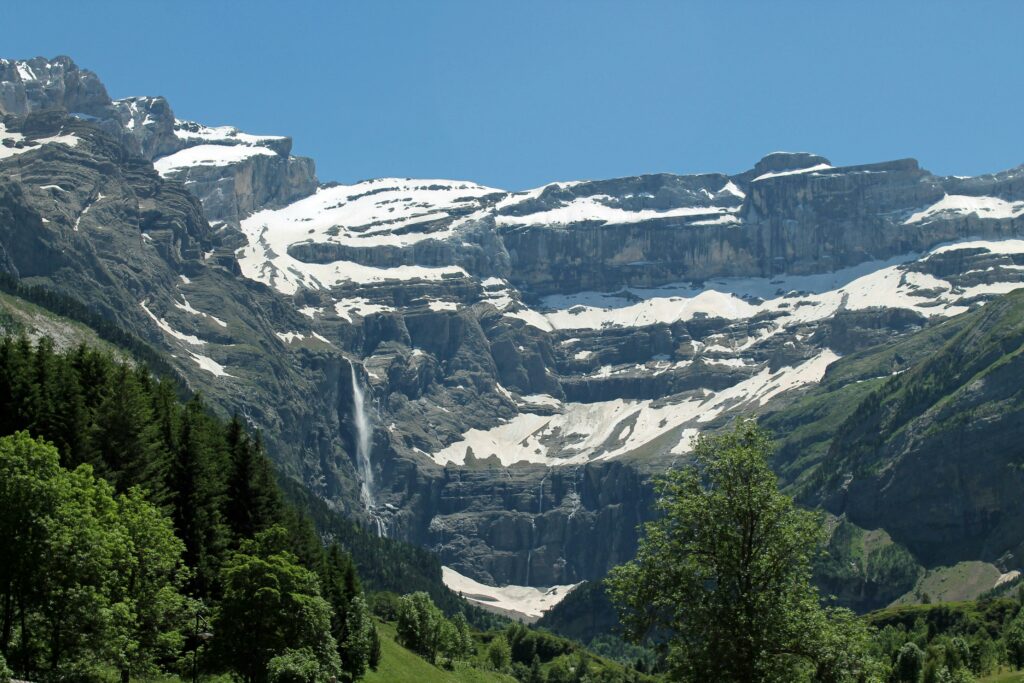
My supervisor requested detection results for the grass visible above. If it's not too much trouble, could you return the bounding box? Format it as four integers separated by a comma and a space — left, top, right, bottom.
0, 290, 127, 357
892, 561, 1002, 605
980, 670, 1024, 682
364, 620, 517, 683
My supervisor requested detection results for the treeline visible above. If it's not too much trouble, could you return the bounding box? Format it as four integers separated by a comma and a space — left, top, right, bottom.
0, 272, 185, 386
0, 337, 377, 682
366, 589, 657, 682
867, 596, 1024, 681
286, 478, 509, 631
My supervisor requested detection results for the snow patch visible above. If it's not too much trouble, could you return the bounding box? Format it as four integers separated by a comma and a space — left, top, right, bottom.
0, 123, 80, 160
752, 163, 832, 182
174, 296, 228, 328
154, 144, 277, 176
432, 351, 838, 467
905, 195, 1024, 224
187, 351, 232, 377
140, 300, 206, 346
441, 566, 578, 620
496, 195, 738, 227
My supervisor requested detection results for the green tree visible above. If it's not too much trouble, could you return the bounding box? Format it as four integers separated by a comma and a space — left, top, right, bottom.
267, 648, 324, 683
89, 363, 170, 503
606, 419, 879, 682
487, 635, 511, 671
224, 417, 283, 541
0, 432, 189, 679
0, 430, 62, 667
895, 642, 924, 682
368, 623, 381, 671
214, 526, 341, 683
321, 543, 373, 680
450, 611, 475, 660
340, 596, 374, 680
168, 398, 228, 595
1007, 613, 1024, 670
546, 657, 574, 683
810, 607, 886, 683
109, 487, 191, 681
526, 654, 544, 683
396, 592, 445, 663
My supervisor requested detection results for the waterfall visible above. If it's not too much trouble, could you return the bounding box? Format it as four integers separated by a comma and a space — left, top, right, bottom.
350, 363, 385, 537
526, 469, 548, 586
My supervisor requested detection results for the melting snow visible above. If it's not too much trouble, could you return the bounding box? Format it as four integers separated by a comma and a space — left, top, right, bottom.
0, 123, 80, 160
140, 300, 206, 346
441, 566, 579, 620
719, 180, 746, 199
495, 195, 738, 227
427, 300, 458, 312
431, 351, 838, 467
172, 120, 286, 147
173, 296, 228, 328
905, 195, 1024, 224
187, 351, 232, 377
154, 144, 277, 176
275, 331, 307, 343
752, 163, 833, 182
334, 298, 395, 322
511, 239, 1024, 334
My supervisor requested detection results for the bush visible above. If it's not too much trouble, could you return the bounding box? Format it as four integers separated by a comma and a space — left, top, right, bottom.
370, 591, 402, 621
487, 635, 511, 671
0, 654, 11, 683
267, 648, 322, 683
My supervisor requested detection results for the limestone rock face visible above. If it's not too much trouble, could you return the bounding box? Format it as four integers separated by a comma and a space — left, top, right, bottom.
110, 96, 181, 160
0, 56, 111, 117
5, 56, 1024, 601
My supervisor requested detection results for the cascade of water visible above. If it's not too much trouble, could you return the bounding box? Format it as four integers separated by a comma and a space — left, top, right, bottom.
526, 469, 548, 586
350, 363, 386, 537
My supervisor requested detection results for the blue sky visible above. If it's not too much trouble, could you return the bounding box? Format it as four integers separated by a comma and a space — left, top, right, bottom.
3, 1, 1022, 190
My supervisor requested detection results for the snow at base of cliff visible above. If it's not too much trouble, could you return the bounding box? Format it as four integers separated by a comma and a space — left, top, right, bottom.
442, 566, 579, 621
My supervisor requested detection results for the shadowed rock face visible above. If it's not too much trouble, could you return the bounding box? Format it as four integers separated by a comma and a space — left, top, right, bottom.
4, 56, 1024, 597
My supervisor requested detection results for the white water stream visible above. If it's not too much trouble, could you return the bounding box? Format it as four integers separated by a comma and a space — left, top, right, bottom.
350, 363, 385, 536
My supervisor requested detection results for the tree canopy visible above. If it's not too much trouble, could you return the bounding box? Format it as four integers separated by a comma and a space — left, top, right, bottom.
607, 419, 882, 682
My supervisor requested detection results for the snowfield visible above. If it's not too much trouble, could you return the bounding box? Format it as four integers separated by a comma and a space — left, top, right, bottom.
441, 566, 579, 621
235, 179, 503, 293
431, 351, 839, 467
153, 144, 277, 175
0, 122, 81, 160
905, 194, 1024, 224
503, 239, 1024, 334
494, 195, 739, 227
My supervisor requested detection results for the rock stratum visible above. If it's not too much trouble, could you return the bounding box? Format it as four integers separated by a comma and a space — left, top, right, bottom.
2, 56, 1024, 612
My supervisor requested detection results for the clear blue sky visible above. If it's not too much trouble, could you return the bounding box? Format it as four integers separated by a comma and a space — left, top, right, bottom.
3, 1, 1022, 190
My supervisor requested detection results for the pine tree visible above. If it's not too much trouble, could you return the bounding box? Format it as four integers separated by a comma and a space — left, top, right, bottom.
89, 363, 170, 503
224, 417, 283, 542
168, 398, 227, 595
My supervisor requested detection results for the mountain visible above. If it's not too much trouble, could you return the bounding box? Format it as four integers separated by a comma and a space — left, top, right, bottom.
3, 56, 1024, 615
768, 287, 1024, 570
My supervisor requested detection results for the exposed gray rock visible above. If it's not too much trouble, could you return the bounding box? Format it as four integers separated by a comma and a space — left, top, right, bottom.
5, 56, 1024, 601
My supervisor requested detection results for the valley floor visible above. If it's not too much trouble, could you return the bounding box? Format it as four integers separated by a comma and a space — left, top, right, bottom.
364, 621, 517, 683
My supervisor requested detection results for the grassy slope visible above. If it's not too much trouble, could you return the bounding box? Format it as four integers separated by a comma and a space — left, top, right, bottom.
981, 671, 1024, 682
892, 561, 1003, 605
365, 621, 517, 683
0, 289, 128, 356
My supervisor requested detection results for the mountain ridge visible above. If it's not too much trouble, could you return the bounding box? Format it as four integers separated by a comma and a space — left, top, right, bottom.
3, 55, 1024, 614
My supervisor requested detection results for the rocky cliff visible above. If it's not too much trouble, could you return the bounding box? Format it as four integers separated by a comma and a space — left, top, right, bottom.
3, 56, 1024, 608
